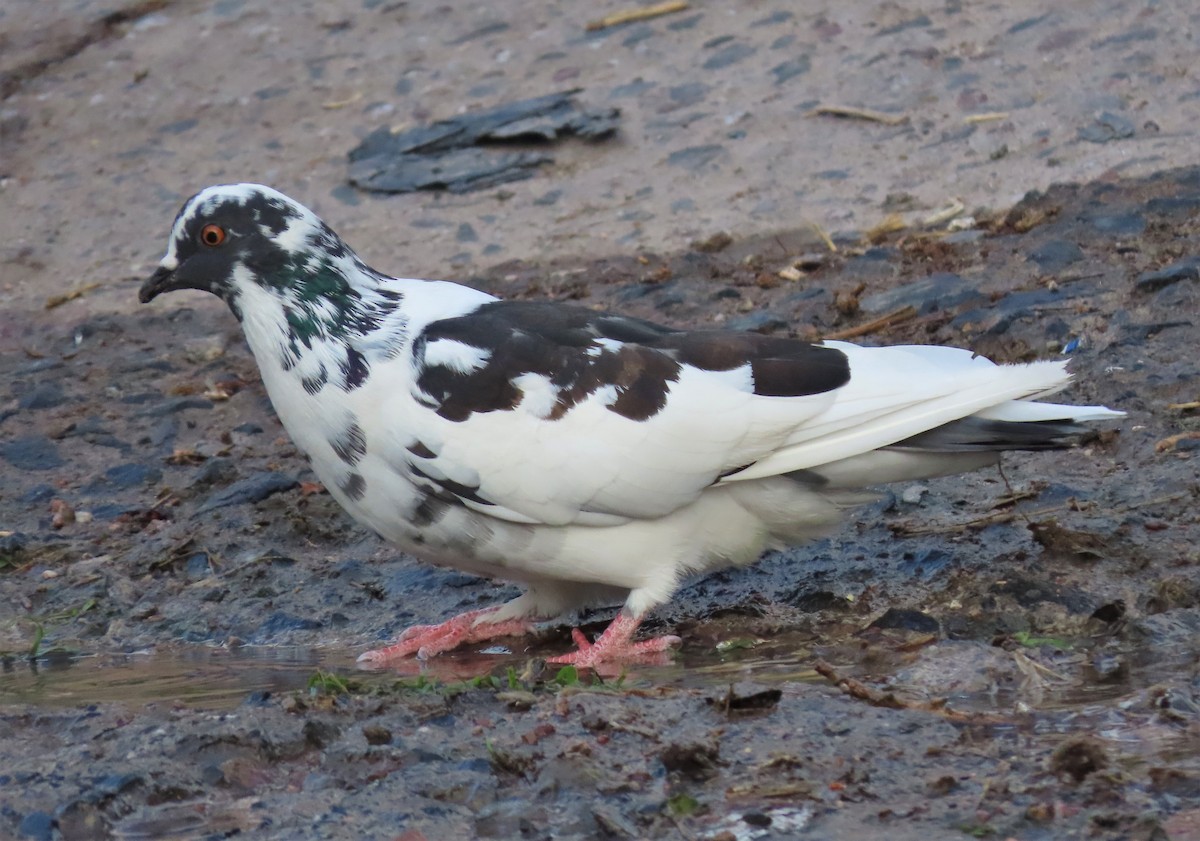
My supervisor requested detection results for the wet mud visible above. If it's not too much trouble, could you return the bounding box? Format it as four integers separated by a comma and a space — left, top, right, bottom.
1, 166, 1199, 839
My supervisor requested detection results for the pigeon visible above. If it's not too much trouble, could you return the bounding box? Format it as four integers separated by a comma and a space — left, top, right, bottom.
139, 184, 1123, 667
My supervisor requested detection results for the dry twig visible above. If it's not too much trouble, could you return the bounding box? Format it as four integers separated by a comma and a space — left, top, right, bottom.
1156, 431, 1200, 452
807, 104, 907, 125
823, 305, 917, 341
45, 283, 101, 309
814, 660, 1003, 723
963, 111, 1010, 124
585, 0, 689, 31
809, 220, 838, 253
892, 491, 1189, 537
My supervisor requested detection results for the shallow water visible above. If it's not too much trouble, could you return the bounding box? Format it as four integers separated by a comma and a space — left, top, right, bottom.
0, 646, 354, 709
5, 631, 1196, 770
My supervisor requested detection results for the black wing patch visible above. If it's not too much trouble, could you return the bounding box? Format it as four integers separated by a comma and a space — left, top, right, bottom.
412, 301, 850, 423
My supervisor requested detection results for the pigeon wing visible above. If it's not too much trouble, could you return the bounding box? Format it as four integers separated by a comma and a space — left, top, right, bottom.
375, 301, 850, 526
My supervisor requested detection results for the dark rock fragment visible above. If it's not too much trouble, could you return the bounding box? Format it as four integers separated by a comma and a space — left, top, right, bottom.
703, 42, 756, 71
772, 56, 811, 85
1078, 111, 1135, 143
137, 397, 214, 417
0, 436, 63, 471
1049, 735, 1108, 782
18, 811, 54, 841
348, 90, 619, 194
860, 272, 984, 315
666, 144, 727, 171
196, 472, 297, 513
660, 741, 721, 781
724, 311, 788, 334
1028, 239, 1084, 271
17, 382, 66, 410
1135, 256, 1200, 293
869, 607, 940, 633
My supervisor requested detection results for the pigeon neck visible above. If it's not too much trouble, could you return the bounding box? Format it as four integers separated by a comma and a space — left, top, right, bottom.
233, 255, 405, 392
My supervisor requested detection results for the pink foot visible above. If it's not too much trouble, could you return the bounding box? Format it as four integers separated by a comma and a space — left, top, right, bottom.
357, 607, 535, 666
546, 612, 681, 669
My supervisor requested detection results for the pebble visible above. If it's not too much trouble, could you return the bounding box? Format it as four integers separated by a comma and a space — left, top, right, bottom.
197, 472, 298, 513
702, 43, 756, 71
1083, 211, 1144, 236
18, 811, 54, 841
899, 548, 954, 580
1078, 112, 1135, 144
93, 463, 163, 490
1027, 239, 1083, 271
181, 335, 227, 363
1135, 257, 1200, 293
17, 382, 66, 411
772, 57, 811, 85
667, 82, 709, 107
137, 397, 214, 417
666, 144, 727, 171
0, 532, 28, 559
0, 436, 64, 471
860, 272, 984, 315
256, 611, 323, 639
869, 607, 940, 633
723, 311, 787, 334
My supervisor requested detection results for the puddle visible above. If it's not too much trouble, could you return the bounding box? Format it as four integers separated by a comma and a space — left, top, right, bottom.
6, 630, 1196, 760
0, 646, 360, 710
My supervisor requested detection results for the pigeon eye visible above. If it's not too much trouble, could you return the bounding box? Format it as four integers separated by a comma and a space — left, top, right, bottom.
199, 224, 226, 247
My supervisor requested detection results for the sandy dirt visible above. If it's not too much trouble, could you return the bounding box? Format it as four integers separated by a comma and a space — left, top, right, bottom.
2, 2, 1200, 840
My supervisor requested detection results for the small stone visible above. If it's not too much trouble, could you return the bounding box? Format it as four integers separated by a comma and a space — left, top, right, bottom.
1028, 240, 1084, 271
772, 56, 811, 85
667, 81, 709, 107
50, 499, 75, 529
17, 382, 66, 411
18, 811, 55, 841
1090, 651, 1128, 682
869, 607, 939, 633
666, 144, 727, 171
794, 253, 827, 270
1, 436, 64, 471
724, 311, 787, 334
0, 532, 28, 562
692, 231, 733, 253
860, 272, 985, 315
257, 611, 323, 638
138, 397, 214, 417
197, 472, 297, 513
900, 484, 928, 504
363, 724, 393, 745
702, 42, 756, 71
1049, 735, 1108, 782
101, 463, 163, 488
182, 335, 227, 363
1078, 111, 1135, 143
303, 719, 342, 749
1135, 257, 1200, 293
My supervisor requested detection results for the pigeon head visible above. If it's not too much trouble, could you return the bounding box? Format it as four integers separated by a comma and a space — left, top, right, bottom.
139, 184, 374, 316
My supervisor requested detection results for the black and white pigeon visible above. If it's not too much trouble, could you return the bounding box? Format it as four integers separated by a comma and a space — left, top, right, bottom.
139, 184, 1122, 667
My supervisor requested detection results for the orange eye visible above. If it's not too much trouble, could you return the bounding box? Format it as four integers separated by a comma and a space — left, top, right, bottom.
200, 224, 226, 247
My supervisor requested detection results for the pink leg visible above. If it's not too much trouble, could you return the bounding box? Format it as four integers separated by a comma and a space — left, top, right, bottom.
545, 611, 681, 668
357, 607, 535, 666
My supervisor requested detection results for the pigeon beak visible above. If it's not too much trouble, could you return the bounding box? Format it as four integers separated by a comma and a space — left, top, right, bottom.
138, 264, 176, 303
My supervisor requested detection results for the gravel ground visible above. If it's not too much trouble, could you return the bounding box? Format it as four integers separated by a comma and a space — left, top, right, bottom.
2, 2, 1200, 840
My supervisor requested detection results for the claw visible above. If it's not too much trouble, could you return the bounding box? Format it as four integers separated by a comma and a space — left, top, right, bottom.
546, 612, 680, 668
357, 607, 534, 666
